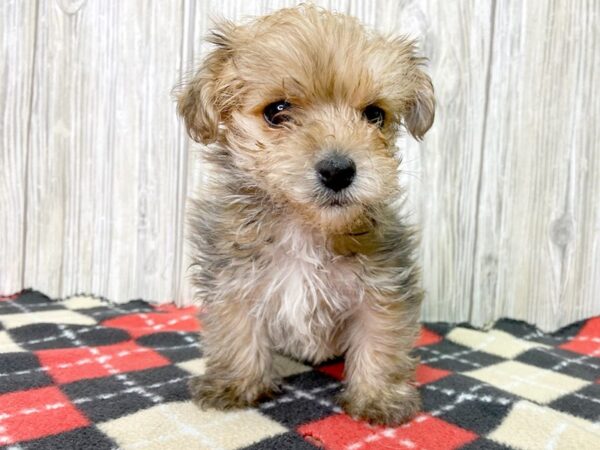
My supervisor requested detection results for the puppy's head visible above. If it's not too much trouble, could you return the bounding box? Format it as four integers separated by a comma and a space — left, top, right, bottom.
177, 5, 434, 232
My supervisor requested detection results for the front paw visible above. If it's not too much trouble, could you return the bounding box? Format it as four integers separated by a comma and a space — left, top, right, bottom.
339, 382, 421, 425
189, 375, 275, 410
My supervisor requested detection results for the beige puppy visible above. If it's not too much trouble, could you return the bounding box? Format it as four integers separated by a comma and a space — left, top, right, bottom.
176, 4, 434, 425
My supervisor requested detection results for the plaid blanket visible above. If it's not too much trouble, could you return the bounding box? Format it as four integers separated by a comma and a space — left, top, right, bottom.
0, 290, 598, 450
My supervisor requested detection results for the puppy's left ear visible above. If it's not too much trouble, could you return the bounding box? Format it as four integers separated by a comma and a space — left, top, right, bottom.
404, 60, 435, 140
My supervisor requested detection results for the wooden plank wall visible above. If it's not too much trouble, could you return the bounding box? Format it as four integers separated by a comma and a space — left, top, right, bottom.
1, 0, 598, 330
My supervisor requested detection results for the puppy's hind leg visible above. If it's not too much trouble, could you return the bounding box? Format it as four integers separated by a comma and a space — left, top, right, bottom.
190, 299, 275, 409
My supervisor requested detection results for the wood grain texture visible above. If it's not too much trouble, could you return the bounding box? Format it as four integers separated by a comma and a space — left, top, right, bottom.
396, 1, 496, 324
0, 1, 38, 295
472, 0, 600, 329
21, 0, 187, 302
1, 0, 598, 329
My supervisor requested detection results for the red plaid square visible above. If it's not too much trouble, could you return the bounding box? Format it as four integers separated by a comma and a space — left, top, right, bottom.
0, 292, 19, 301
318, 362, 345, 380
416, 327, 443, 347
560, 317, 600, 356
314, 328, 449, 384
0, 386, 88, 445
317, 362, 451, 386
416, 364, 451, 385
36, 341, 170, 383
299, 413, 477, 450
152, 304, 198, 314
102, 311, 200, 338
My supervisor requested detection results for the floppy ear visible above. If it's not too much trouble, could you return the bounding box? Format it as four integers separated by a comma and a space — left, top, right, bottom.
404, 61, 435, 140
176, 22, 236, 144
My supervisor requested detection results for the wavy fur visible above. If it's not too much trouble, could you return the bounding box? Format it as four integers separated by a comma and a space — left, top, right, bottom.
178, 4, 434, 425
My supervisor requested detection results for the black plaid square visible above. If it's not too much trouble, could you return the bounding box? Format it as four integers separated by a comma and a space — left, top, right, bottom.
0, 291, 63, 315
549, 383, 600, 421
416, 340, 505, 372
493, 318, 587, 347
61, 365, 191, 423
125, 365, 192, 403
0, 352, 53, 394
516, 346, 600, 381
9, 323, 130, 351
421, 321, 456, 337
259, 371, 342, 428
11, 426, 117, 450
241, 431, 320, 449
61, 373, 157, 423
460, 437, 514, 450
422, 374, 517, 435
76, 300, 156, 322
136, 331, 201, 363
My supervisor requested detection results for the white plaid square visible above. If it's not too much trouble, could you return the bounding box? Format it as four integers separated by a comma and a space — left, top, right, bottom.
489, 400, 600, 449
62, 296, 105, 311
465, 360, 589, 404
0, 330, 23, 353
0, 310, 96, 329
447, 328, 549, 359
177, 358, 206, 376
99, 401, 287, 450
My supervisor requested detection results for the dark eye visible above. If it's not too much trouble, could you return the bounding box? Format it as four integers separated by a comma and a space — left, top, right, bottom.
263, 100, 292, 127
362, 105, 385, 127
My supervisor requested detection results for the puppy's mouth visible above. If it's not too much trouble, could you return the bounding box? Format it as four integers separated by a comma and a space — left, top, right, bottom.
317, 194, 354, 209
324, 198, 350, 208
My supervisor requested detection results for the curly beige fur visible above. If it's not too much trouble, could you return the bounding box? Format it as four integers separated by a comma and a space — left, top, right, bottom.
176, 4, 434, 425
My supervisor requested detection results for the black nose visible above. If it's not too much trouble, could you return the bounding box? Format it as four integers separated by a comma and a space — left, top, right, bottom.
315, 154, 356, 192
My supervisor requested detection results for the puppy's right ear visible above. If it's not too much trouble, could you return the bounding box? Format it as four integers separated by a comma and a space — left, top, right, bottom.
176, 22, 236, 144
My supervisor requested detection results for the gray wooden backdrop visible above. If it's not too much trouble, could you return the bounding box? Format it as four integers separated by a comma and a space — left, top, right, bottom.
2, 0, 599, 330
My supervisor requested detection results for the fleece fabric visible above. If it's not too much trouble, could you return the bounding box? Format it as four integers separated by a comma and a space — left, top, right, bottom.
0, 290, 598, 449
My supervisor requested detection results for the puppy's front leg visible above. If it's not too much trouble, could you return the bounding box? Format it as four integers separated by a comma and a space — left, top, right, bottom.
340, 294, 422, 425
189, 300, 274, 409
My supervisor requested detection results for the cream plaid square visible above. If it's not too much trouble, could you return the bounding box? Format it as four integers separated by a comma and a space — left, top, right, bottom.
447, 328, 547, 359
465, 361, 589, 403
99, 401, 287, 450
62, 295, 104, 310
178, 358, 206, 375
0, 330, 23, 353
177, 355, 310, 379
0, 310, 96, 329
489, 400, 600, 449
273, 354, 311, 377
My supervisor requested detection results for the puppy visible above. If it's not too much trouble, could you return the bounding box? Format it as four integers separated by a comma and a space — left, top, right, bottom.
176, 4, 434, 425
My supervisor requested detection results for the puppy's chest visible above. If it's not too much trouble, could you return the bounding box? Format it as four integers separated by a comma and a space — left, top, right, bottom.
254, 226, 362, 360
